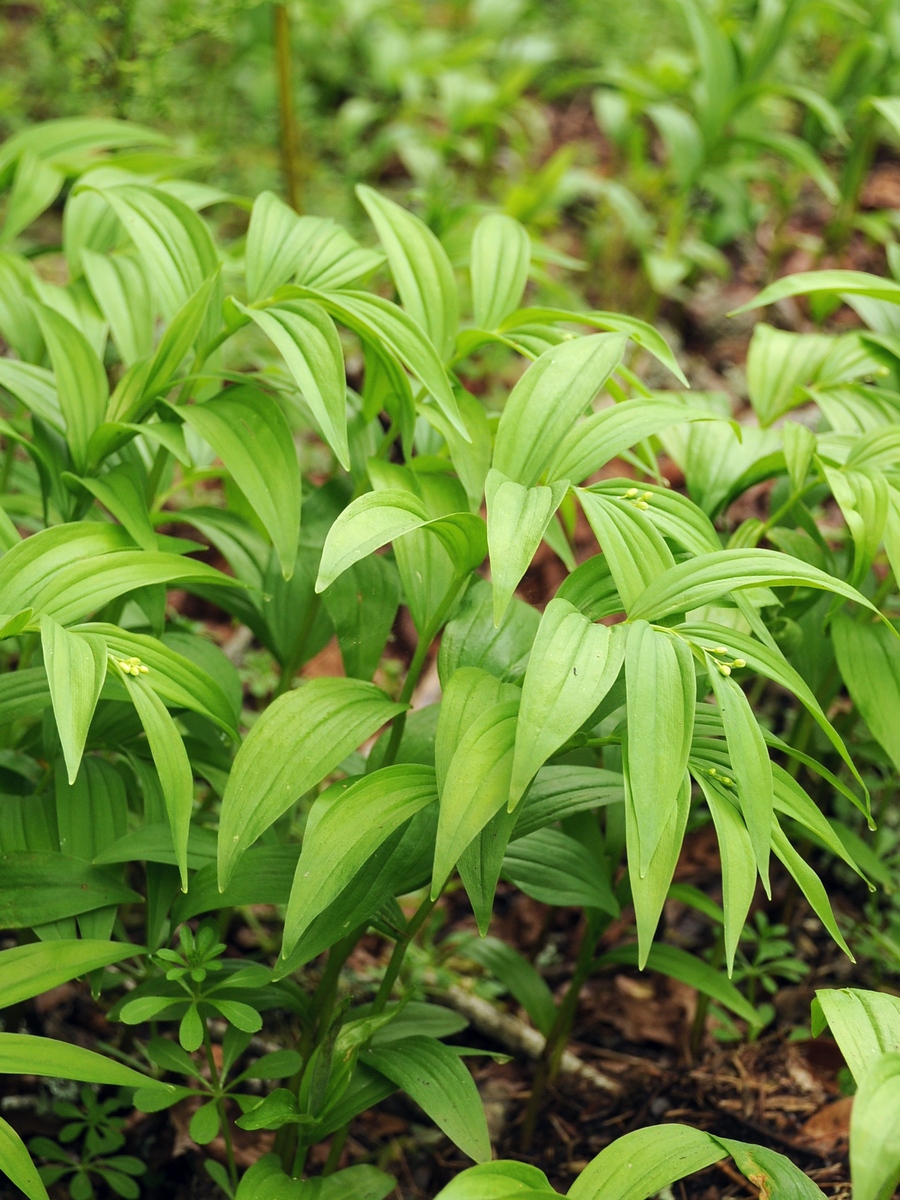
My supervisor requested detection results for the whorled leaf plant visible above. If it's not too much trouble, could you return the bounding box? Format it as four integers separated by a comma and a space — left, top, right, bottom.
0, 116, 894, 1195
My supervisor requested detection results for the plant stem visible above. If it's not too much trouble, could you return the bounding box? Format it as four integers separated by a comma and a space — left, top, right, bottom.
520, 913, 600, 1150
371, 891, 439, 1015
378, 574, 465, 768
202, 1022, 237, 1187
274, 4, 302, 212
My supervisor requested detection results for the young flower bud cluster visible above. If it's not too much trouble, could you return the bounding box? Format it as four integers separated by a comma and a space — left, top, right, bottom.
623, 487, 653, 510
116, 656, 149, 676
707, 766, 735, 788
709, 646, 746, 676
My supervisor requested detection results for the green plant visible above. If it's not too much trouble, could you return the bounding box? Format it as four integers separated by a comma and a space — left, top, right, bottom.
591, 0, 849, 294
28, 1087, 145, 1200
1, 114, 900, 1199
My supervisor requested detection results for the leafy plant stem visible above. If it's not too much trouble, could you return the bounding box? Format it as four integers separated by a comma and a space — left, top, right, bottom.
371, 890, 440, 1015
202, 1020, 237, 1186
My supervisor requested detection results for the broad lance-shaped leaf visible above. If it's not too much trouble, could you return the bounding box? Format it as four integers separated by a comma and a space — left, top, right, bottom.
546, 399, 725, 485
833, 614, 900, 777
81, 249, 153, 366
850, 1053, 900, 1200
278, 285, 466, 439
120, 670, 193, 890
679, 621, 867, 808
30, 301, 108, 472
695, 778, 755, 975
509, 599, 624, 808
436, 667, 519, 792
492, 334, 627, 487
625, 623, 695, 873
434, 1161, 556, 1200
567, 1124, 727, 1200
707, 653, 773, 890
233, 299, 349, 469
363, 1037, 490, 1163
814, 988, 900, 1084
245, 191, 318, 301
316, 489, 486, 593
357, 185, 459, 361
0, 941, 139, 1010
40, 615, 107, 784
0, 1115, 48, 1200
486, 470, 569, 625
628, 548, 885, 624
625, 749, 690, 967
502, 828, 619, 914
470, 213, 531, 332
731, 269, 900, 315
218, 679, 405, 888
432, 697, 519, 898
579, 490, 676, 614
178, 386, 301, 579
0, 1033, 173, 1091
139, 269, 221, 405
281, 765, 438, 954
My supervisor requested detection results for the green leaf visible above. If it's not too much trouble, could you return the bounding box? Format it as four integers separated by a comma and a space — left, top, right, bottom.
486, 471, 569, 624
435, 1161, 557, 1199
470, 213, 531, 332
0, 1116, 49, 1200
624, 622, 695, 872
245, 191, 326, 302
235, 299, 349, 469
623, 757, 690, 966
510, 599, 623, 807
731, 270, 900, 315
850, 1053, 900, 1200
696, 781, 755, 974
438, 577, 539, 686
321, 555, 401, 681
362, 1037, 491, 1163
600, 943, 760, 1026
218, 679, 405, 887
0, 359, 61, 429
357, 185, 459, 361
432, 697, 519, 896
2, 150, 64, 242
492, 335, 627, 486
706, 654, 773, 889
302, 1164, 397, 1200
567, 1124, 725, 1200
436, 668, 519, 792
833, 615, 900, 776
30, 302, 108, 472
282, 765, 438, 954
502, 828, 618, 914
814, 988, 900, 1084
316, 489, 485, 593
579, 491, 675, 614
458, 936, 556, 1037
546, 399, 722, 485
0, 1033, 170, 1090
771, 821, 852, 960
179, 386, 301, 579
99, 184, 219, 323
40, 615, 107, 784
281, 286, 465, 438
81, 251, 153, 367
628, 548, 882, 624
0, 940, 137, 1010
119, 671, 194, 890
138, 269, 221, 405
0, 853, 141, 927
513, 765, 624, 840
714, 1139, 826, 1200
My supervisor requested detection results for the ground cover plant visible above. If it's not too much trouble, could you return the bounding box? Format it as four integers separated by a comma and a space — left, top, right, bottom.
1, 7, 900, 1198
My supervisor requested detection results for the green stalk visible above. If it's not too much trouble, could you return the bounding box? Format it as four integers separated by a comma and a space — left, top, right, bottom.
371, 891, 439, 1015
274, 4, 303, 212
202, 1021, 237, 1186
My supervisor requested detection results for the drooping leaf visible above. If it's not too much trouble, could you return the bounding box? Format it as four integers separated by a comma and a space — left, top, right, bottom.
0, 1116, 48, 1200
486, 471, 569, 624
567, 1124, 725, 1200
0, 1033, 172, 1091
502, 827, 619, 914
814, 988, 900, 1084
0, 941, 139, 1010
362, 1037, 491, 1163
40, 615, 107, 783
0, 853, 141, 927
470, 213, 531, 332
850, 1053, 900, 1200
30, 302, 108, 472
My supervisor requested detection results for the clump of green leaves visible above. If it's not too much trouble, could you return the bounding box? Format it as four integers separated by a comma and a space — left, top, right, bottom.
0, 114, 898, 1200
